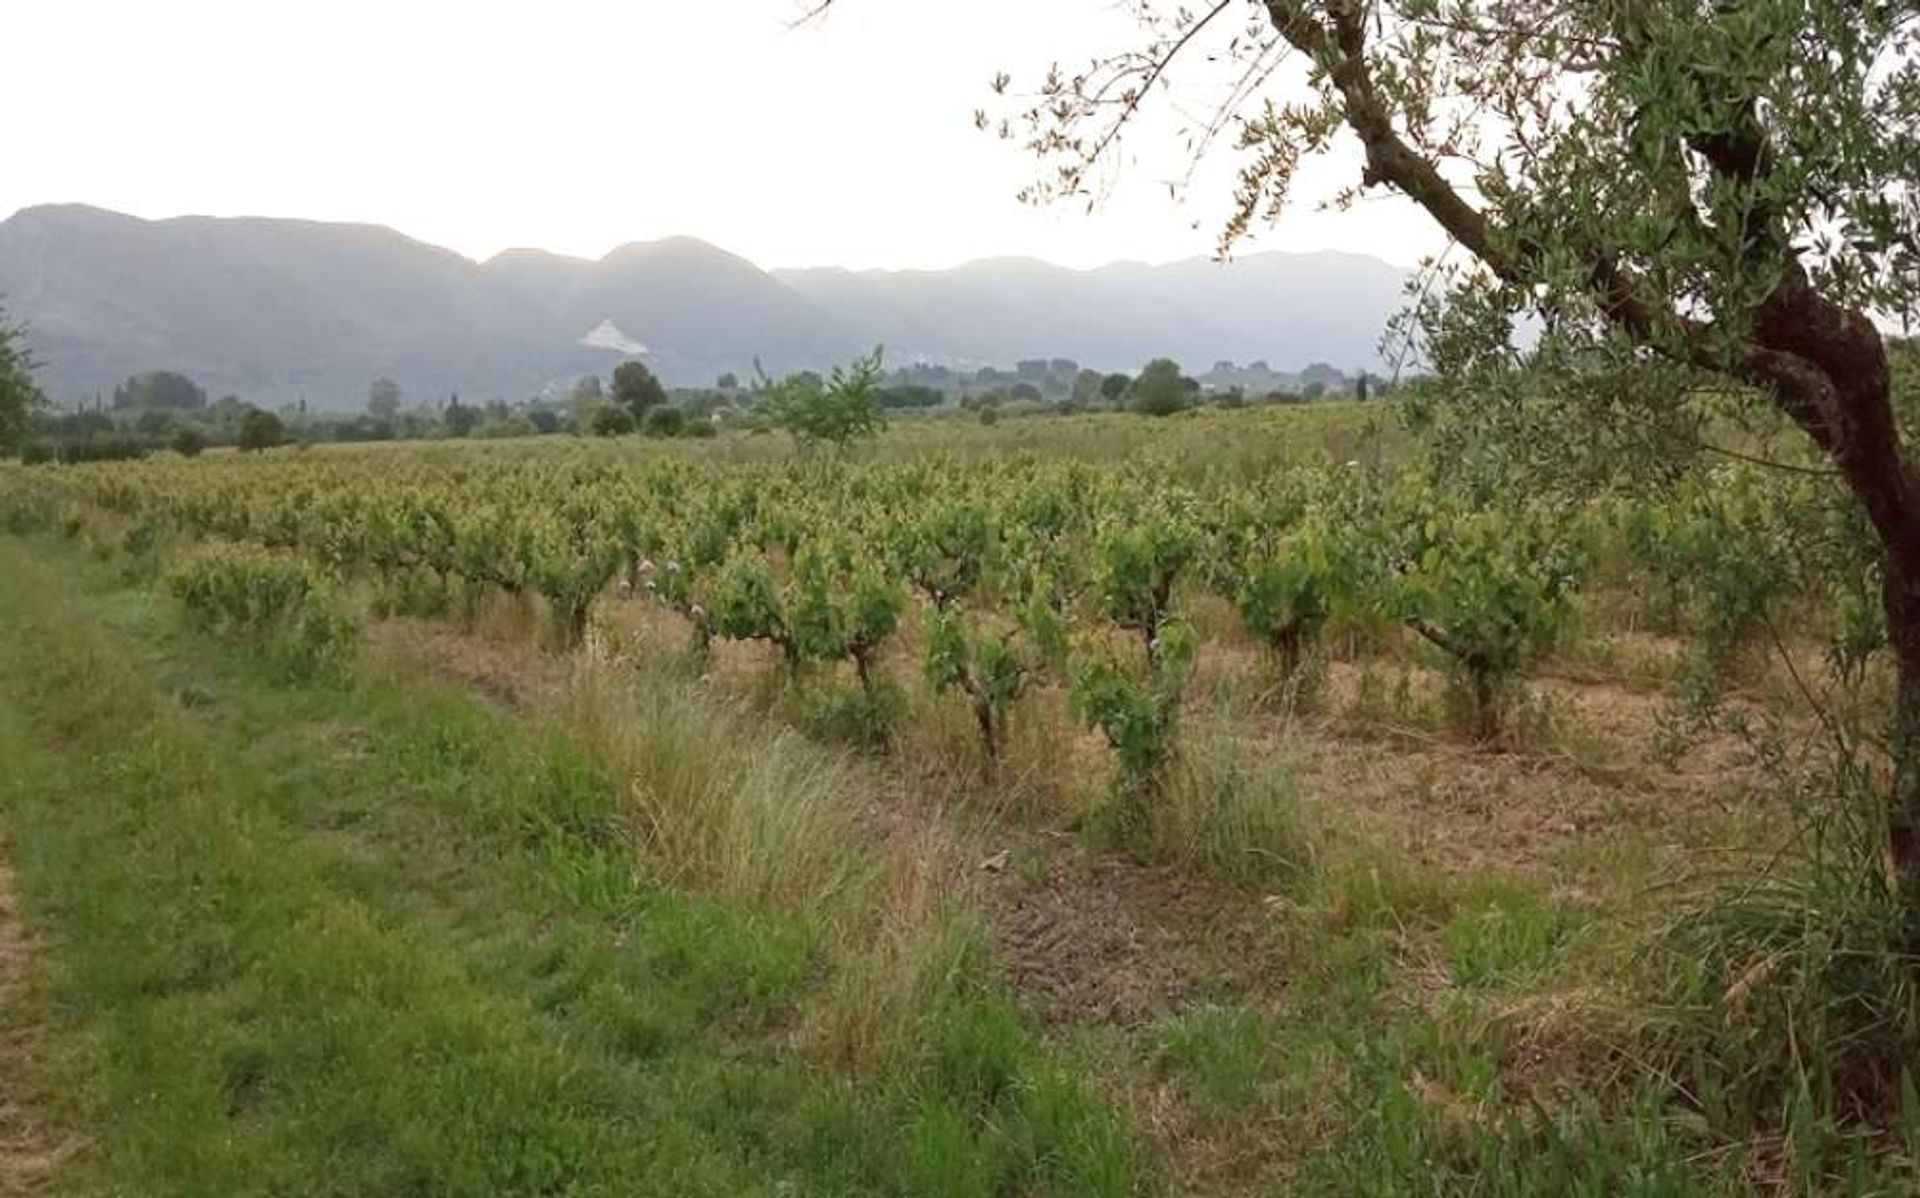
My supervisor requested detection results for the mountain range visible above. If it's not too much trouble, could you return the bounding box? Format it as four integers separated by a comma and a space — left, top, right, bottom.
0, 204, 1412, 410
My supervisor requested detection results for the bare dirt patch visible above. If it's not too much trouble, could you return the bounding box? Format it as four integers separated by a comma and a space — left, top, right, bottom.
1278, 664, 1764, 877
985, 853, 1194, 1027
976, 841, 1275, 1029
367, 620, 569, 710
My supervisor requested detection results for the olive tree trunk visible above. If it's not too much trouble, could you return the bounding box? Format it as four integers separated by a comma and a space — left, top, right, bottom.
1885, 564, 1920, 887
1752, 278, 1920, 905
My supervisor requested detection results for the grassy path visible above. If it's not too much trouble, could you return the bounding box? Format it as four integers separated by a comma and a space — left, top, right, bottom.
0, 537, 1139, 1197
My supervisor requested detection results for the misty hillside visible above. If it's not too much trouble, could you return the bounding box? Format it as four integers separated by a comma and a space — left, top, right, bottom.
773, 251, 1408, 374
0, 204, 1410, 409
486, 237, 866, 372
0, 205, 575, 408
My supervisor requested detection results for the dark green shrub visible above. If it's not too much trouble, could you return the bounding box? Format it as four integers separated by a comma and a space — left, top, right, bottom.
590, 405, 634, 437
237, 409, 286, 453
643, 406, 687, 438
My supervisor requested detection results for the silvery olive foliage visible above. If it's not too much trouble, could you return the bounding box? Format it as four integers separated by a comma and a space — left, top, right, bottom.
963, 3, 1914, 471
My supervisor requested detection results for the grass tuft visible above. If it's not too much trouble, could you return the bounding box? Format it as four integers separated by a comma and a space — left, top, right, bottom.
1122, 726, 1319, 891
563, 655, 873, 919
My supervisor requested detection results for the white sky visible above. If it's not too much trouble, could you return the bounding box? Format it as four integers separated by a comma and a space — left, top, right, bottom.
3, 0, 1446, 271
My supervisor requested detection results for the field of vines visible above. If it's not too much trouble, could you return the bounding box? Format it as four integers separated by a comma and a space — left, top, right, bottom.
0, 416, 1874, 764
0, 407, 1912, 1196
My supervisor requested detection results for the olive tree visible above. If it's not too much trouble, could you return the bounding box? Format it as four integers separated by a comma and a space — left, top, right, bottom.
809, 2, 1920, 903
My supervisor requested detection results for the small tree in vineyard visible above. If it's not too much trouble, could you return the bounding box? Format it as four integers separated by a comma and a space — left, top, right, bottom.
760, 348, 888, 451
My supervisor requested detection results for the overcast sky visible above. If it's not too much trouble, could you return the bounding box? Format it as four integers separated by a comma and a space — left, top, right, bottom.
4, 0, 1445, 272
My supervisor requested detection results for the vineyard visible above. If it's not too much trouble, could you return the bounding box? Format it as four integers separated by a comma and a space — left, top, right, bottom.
0, 405, 1913, 1195
0, 414, 1871, 767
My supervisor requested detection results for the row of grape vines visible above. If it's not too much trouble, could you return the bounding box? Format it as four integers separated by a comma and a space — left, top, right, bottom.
0, 443, 1873, 793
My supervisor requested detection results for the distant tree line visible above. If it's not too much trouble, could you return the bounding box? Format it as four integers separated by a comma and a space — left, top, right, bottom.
1, 346, 1405, 463
874, 355, 1393, 420
12, 362, 737, 462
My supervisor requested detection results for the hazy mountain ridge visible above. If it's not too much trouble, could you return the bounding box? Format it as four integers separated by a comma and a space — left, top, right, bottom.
0, 204, 1410, 409
772, 251, 1408, 373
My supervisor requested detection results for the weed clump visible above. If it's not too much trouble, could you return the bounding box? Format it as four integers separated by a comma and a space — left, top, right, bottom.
1657, 753, 1920, 1152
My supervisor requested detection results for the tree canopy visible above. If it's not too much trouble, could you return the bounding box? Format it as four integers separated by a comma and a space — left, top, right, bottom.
757, 348, 888, 450
367, 378, 403, 420
444, 395, 480, 438
0, 307, 42, 456
955, 1, 1919, 474
643, 405, 687, 438
1129, 358, 1192, 417
590, 404, 635, 437
237, 408, 286, 453
613, 361, 667, 420
113, 370, 207, 412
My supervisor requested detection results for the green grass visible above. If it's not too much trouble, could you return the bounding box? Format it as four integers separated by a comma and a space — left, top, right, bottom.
0, 536, 1144, 1197
1156, 1005, 1271, 1112
1440, 888, 1580, 989
1143, 726, 1320, 892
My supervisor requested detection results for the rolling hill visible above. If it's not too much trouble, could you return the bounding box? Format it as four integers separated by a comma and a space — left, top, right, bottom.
0, 204, 1410, 409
